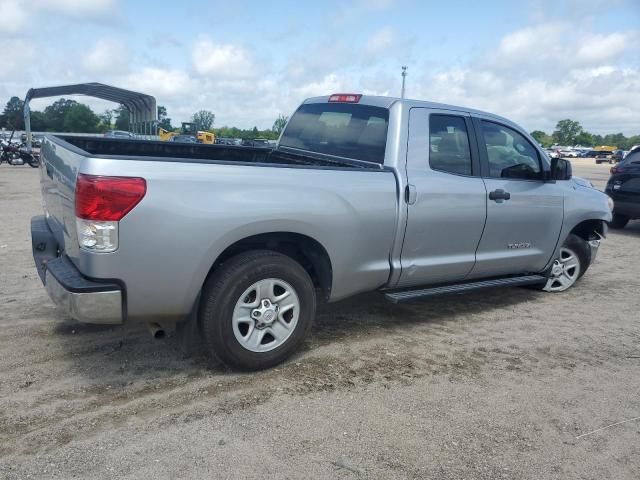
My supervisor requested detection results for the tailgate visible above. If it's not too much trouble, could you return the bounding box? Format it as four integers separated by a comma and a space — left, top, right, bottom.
40, 136, 85, 261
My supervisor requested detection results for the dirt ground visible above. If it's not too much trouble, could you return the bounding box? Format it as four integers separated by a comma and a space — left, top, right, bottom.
1, 159, 639, 479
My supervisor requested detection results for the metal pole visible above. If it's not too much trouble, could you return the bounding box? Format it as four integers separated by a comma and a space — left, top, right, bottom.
23, 100, 32, 153
401, 66, 407, 99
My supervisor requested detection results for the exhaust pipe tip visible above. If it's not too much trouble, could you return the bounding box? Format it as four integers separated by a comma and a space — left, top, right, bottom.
147, 322, 166, 340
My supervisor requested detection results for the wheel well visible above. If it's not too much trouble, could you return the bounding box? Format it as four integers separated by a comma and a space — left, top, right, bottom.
208, 232, 333, 302
570, 219, 606, 241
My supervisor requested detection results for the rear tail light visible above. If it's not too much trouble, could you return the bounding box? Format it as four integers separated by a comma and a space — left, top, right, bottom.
610, 166, 620, 174
75, 174, 146, 252
328, 93, 362, 103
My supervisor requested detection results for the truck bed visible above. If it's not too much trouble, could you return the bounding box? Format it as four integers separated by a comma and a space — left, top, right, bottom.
57, 136, 382, 170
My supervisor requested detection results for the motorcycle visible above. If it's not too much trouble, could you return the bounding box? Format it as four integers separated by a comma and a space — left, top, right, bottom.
0, 135, 40, 168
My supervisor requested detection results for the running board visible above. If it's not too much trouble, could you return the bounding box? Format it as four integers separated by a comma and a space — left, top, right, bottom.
384, 275, 547, 304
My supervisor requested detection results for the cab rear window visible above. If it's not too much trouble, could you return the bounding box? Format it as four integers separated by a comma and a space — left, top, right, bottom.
280, 103, 389, 164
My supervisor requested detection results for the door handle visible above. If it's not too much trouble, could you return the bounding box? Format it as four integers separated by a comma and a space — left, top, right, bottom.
405, 184, 417, 205
489, 189, 511, 201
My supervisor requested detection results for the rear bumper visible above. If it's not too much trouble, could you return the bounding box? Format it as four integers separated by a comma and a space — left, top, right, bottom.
31, 215, 124, 324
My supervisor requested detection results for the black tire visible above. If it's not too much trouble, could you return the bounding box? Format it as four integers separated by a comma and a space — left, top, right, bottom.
565, 233, 591, 280
199, 250, 316, 370
609, 214, 629, 229
536, 234, 591, 292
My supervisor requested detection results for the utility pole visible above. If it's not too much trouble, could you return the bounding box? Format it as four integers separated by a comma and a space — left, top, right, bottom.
401, 66, 408, 99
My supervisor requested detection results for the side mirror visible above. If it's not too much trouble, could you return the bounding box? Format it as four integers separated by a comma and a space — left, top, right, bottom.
549, 157, 572, 181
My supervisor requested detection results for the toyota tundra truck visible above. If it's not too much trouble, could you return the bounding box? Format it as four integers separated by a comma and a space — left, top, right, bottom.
31, 94, 613, 369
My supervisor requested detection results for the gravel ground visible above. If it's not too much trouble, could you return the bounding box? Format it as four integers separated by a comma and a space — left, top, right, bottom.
1, 159, 639, 479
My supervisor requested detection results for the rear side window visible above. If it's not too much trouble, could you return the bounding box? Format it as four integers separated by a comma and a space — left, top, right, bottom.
429, 115, 472, 175
279, 103, 389, 164
481, 121, 542, 180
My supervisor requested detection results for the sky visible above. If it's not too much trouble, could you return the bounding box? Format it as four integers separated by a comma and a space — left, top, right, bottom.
1, 0, 639, 134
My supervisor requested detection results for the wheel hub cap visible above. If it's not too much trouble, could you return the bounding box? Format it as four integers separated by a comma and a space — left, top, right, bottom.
543, 247, 581, 292
232, 278, 300, 352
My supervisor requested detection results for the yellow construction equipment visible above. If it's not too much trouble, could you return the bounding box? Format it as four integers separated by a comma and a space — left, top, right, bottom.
158, 122, 215, 144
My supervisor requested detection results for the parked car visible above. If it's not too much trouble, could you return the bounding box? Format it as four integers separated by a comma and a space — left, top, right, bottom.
611, 149, 625, 163
242, 138, 273, 147
595, 150, 615, 164
216, 137, 242, 146
168, 135, 198, 143
545, 148, 561, 159
104, 130, 136, 139
31, 94, 612, 370
605, 149, 640, 228
559, 149, 578, 158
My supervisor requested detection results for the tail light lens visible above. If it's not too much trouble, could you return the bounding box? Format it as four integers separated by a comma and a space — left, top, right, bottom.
75, 174, 146, 252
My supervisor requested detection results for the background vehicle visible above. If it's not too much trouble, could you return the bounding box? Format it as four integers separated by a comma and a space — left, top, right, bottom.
168, 135, 197, 143
1, 134, 39, 168
215, 137, 242, 146
595, 149, 616, 164
546, 148, 561, 159
159, 122, 215, 144
606, 149, 640, 228
104, 130, 136, 139
611, 149, 625, 163
559, 149, 578, 158
31, 94, 612, 370
242, 138, 273, 147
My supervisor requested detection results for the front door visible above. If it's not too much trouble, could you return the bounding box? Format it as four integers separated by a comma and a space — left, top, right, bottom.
468, 118, 564, 279
397, 108, 487, 287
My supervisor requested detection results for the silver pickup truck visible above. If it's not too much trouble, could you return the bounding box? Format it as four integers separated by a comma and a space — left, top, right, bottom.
31, 94, 612, 369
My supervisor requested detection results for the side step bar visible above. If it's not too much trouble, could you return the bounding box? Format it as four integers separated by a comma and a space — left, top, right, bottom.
384, 275, 547, 304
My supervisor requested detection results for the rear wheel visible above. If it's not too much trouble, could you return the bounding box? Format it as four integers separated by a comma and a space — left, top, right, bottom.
609, 214, 629, 229
543, 234, 590, 292
200, 250, 316, 370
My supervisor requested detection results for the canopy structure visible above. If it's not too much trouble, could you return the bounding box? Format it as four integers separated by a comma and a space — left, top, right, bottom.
23, 82, 157, 150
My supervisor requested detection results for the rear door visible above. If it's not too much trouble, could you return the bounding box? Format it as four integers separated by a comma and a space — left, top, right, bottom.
397, 108, 487, 287
468, 118, 563, 279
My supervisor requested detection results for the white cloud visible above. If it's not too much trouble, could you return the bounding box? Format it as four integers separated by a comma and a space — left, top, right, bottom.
123, 67, 195, 99
192, 38, 256, 79
82, 39, 129, 75
295, 73, 348, 98
0, 39, 35, 80
36, 0, 115, 17
575, 32, 634, 63
366, 27, 395, 55
0, 0, 29, 34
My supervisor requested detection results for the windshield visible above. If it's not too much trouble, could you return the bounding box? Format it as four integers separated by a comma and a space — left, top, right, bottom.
279, 102, 389, 164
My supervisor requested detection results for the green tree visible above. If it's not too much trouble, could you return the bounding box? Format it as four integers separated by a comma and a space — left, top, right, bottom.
1, 96, 25, 130
552, 119, 583, 145
114, 106, 130, 130
573, 131, 594, 147
63, 104, 101, 132
530, 130, 553, 147
43, 99, 79, 131
157, 105, 172, 130
192, 110, 215, 131
99, 109, 114, 129
30, 111, 48, 131
602, 133, 626, 149
272, 114, 288, 135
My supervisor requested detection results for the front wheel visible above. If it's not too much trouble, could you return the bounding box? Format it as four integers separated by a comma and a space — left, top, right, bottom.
543, 234, 590, 292
200, 250, 316, 370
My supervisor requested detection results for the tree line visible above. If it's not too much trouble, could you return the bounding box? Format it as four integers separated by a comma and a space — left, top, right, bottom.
0, 96, 288, 140
531, 119, 640, 150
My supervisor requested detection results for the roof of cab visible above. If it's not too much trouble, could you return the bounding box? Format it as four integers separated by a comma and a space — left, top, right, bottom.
303, 94, 516, 129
